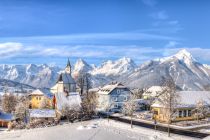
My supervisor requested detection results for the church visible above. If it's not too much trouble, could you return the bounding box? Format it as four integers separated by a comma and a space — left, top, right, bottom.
51, 59, 81, 113
51, 59, 76, 94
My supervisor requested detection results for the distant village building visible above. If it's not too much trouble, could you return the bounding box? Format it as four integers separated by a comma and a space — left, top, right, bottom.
29, 89, 54, 109
152, 91, 210, 122
97, 82, 132, 113
0, 111, 14, 127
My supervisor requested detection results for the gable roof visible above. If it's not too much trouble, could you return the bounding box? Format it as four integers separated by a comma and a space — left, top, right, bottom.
30, 89, 54, 99
98, 82, 129, 95
29, 109, 56, 118
152, 91, 210, 108
0, 112, 14, 121
57, 73, 76, 84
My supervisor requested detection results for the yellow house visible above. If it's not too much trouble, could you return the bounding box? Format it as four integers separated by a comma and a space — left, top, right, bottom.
152, 91, 210, 122
29, 89, 54, 109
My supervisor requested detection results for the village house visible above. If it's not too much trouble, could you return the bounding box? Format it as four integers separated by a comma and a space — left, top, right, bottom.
29, 89, 54, 109
152, 91, 210, 122
0, 111, 14, 127
142, 86, 163, 99
97, 82, 132, 113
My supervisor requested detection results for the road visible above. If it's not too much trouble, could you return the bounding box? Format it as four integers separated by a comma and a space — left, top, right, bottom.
107, 115, 209, 139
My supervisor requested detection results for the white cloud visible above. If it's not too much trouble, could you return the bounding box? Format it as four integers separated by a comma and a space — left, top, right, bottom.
0, 42, 210, 66
0, 42, 23, 58
0, 32, 178, 44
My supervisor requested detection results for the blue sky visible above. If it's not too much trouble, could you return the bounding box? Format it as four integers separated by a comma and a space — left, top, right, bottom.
0, 0, 210, 66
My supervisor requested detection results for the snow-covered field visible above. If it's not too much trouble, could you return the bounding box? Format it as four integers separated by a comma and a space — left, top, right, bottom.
0, 119, 199, 140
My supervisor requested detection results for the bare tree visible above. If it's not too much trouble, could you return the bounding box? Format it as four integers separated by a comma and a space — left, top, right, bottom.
15, 102, 27, 122
122, 93, 137, 128
76, 73, 92, 96
192, 99, 209, 123
158, 79, 179, 137
132, 88, 144, 99
84, 73, 92, 96
62, 104, 80, 122
76, 73, 85, 95
2, 93, 18, 113
81, 91, 98, 118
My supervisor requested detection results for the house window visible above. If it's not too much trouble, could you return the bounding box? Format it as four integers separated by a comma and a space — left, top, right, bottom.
123, 96, 127, 101
112, 97, 118, 102
117, 89, 121, 94
179, 111, 182, 118
188, 110, 191, 117
183, 110, 187, 117
36, 97, 39, 100
114, 104, 118, 108
154, 111, 158, 115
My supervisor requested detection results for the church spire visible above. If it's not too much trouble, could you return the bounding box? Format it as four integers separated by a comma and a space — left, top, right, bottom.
67, 58, 71, 67
65, 58, 71, 74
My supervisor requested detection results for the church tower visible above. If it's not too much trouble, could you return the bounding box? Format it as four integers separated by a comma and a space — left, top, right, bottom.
50, 58, 76, 94
65, 58, 71, 74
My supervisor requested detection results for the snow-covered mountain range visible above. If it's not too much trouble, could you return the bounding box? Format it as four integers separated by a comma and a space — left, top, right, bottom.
72, 49, 210, 90
0, 49, 210, 91
0, 64, 61, 88
123, 49, 210, 90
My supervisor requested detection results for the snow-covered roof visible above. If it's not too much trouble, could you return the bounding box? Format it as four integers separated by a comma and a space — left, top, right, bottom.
143, 86, 164, 97
152, 91, 210, 108
97, 82, 128, 95
0, 112, 14, 121
30, 89, 54, 99
55, 92, 81, 111
29, 109, 56, 118
57, 73, 76, 84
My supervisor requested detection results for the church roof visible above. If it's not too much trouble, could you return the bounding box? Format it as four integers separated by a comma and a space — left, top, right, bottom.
66, 58, 71, 67
30, 89, 54, 99
57, 73, 76, 84
98, 82, 128, 95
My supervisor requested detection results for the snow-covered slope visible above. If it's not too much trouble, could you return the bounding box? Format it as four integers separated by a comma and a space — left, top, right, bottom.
124, 49, 210, 90
91, 57, 137, 76
0, 64, 61, 88
90, 57, 137, 87
0, 79, 35, 95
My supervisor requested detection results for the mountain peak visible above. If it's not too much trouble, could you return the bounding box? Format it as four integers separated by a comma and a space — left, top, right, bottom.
174, 49, 194, 60
73, 58, 92, 74
76, 58, 88, 65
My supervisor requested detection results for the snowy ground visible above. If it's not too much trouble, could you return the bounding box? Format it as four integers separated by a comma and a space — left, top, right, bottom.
0, 119, 200, 140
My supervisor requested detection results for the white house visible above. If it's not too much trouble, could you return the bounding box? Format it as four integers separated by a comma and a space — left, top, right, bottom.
97, 82, 132, 113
